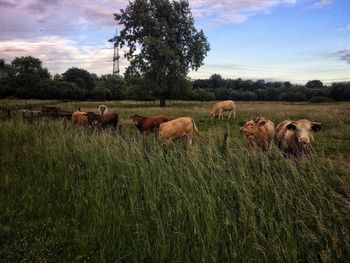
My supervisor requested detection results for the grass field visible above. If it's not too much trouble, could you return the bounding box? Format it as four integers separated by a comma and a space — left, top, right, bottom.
1, 100, 350, 262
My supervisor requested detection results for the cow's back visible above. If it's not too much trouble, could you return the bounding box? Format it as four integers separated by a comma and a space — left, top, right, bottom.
265, 120, 276, 141
72, 111, 87, 125
275, 120, 299, 150
213, 100, 235, 112
159, 117, 193, 141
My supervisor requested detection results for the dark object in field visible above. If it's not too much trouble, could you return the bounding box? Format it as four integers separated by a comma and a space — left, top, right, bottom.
18, 109, 42, 118
130, 114, 170, 135
219, 132, 229, 155
86, 112, 119, 129
41, 106, 73, 120
240, 117, 275, 152
275, 119, 321, 156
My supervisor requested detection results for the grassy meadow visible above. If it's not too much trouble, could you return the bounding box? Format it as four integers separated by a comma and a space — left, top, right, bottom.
1, 100, 350, 262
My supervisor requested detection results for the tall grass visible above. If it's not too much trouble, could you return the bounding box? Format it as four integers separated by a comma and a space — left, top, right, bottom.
1, 102, 350, 262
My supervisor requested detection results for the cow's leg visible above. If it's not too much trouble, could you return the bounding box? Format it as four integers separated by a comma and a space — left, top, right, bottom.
233, 110, 236, 119
228, 110, 232, 119
187, 135, 193, 146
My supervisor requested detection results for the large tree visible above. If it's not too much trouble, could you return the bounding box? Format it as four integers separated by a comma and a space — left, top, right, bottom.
112, 0, 210, 106
62, 67, 96, 94
9, 56, 50, 99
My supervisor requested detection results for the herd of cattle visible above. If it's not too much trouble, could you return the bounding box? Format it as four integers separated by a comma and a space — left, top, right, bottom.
20, 100, 321, 155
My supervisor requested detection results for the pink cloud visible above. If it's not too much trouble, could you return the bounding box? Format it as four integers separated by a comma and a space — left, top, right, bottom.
190, 0, 296, 26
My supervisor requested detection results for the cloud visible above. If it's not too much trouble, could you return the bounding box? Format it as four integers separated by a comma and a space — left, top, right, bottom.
0, 37, 129, 75
337, 25, 350, 32
333, 50, 350, 64
310, 0, 334, 8
190, 0, 296, 26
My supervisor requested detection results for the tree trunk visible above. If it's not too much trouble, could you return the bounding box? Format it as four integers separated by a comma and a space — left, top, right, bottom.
160, 97, 166, 107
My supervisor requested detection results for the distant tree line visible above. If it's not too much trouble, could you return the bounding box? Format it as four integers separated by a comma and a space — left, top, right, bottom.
1, 56, 350, 102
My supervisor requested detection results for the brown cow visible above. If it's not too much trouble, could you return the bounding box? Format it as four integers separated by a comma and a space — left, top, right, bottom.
86, 111, 119, 129
159, 117, 199, 145
130, 114, 170, 135
240, 117, 276, 151
72, 111, 88, 126
210, 100, 236, 119
275, 119, 321, 155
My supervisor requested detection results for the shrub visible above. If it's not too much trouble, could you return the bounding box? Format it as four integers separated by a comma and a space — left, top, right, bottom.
309, 96, 335, 103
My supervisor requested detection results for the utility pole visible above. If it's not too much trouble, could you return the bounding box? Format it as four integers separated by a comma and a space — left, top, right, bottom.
112, 29, 120, 75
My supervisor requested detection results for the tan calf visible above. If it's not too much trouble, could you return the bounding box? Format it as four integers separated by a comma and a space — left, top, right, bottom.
210, 100, 236, 119
240, 117, 275, 151
159, 117, 199, 145
276, 119, 321, 155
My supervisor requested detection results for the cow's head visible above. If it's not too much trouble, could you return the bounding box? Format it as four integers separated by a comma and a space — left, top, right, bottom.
130, 114, 143, 125
286, 119, 321, 146
240, 117, 267, 135
210, 112, 215, 119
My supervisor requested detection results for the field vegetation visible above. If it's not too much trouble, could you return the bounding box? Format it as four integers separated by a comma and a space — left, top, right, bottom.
1, 100, 350, 262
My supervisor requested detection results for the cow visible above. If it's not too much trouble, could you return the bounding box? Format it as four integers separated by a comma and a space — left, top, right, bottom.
98, 105, 108, 115
240, 117, 275, 151
210, 100, 236, 119
86, 111, 119, 129
275, 119, 321, 155
130, 114, 170, 135
159, 117, 199, 145
71, 111, 88, 126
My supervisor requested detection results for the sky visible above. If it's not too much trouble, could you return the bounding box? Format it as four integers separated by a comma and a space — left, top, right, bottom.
0, 0, 349, 84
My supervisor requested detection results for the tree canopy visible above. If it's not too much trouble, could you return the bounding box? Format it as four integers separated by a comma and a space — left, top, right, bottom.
112, 0, 210, 106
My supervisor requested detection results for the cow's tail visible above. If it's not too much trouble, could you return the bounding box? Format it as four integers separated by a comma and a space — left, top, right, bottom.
191, 118, 206, 139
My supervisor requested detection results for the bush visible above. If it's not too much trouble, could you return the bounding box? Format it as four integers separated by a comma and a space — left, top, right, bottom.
279, 92, 307, 102
309, 96, 335, 103
38, 80, 85, 100
191, 88, 216, 101
89, 88, 112, 100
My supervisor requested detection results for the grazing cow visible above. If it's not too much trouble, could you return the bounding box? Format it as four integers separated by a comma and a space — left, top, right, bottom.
86, 111, 119, 129
130, 114, 170, 135
71, 111, 88, 126
275, 119, 321, 155
159, 117, 199, 145
240, 117, 275, 151
210, 100, 236, 119
98, 105, 109, 115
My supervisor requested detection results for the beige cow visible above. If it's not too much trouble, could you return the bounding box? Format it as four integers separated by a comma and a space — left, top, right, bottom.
98, 105, 109, 115
275, 119, 321, 155
71, 111, 88, 126
159, 117, 199, 145
210, 100, 236, 119
240, 117, 275, 151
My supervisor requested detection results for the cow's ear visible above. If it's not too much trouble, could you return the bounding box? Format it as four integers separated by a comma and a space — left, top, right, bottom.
258, 120, 266, 126
286, 123, 296, 130
311, 122, 321, 132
